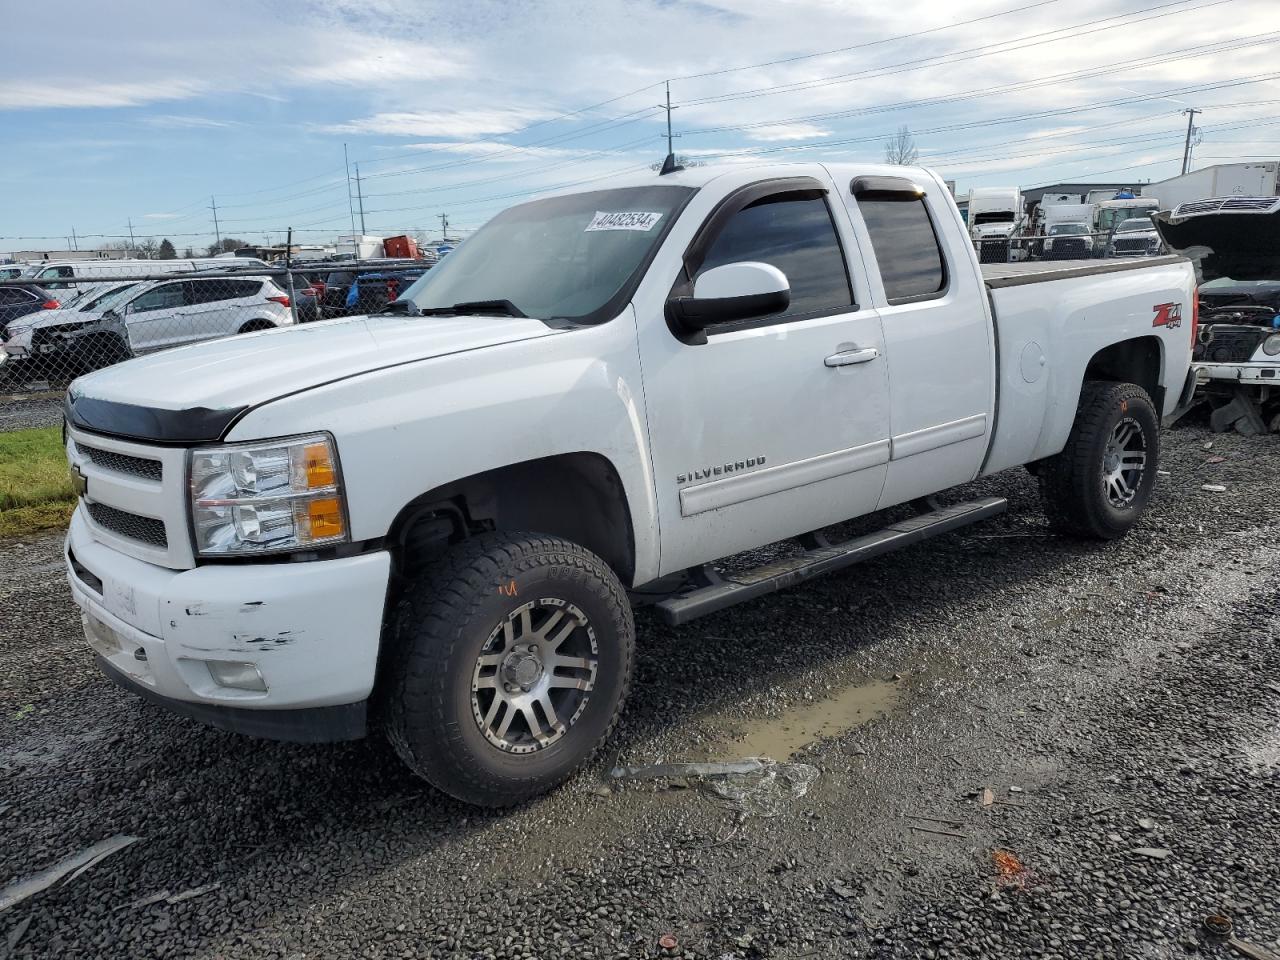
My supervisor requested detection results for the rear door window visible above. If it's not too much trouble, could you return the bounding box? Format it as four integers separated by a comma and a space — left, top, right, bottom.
128, 283, 185, 313
857, 195, 947, 304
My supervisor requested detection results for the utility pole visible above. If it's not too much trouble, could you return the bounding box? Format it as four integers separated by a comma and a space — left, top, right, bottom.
127, 218, 136, 253
1181, 108, 1201, 175
354, 162, 367, 235
70, 227, 78, 251
439, 213, 449, 240
210, 196, 221, 249
661, 81, 678, 156
344, 143, 358, 237
656, 80, 682, 174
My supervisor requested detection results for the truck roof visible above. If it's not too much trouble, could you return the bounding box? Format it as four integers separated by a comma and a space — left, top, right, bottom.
536, 161, 944, 199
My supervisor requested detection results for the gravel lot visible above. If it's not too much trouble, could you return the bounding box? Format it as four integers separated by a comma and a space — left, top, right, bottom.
0, 392, 63, 433
1, 418, 1277, 959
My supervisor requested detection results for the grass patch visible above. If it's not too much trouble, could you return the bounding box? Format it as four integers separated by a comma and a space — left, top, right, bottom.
0, 426, 75, 537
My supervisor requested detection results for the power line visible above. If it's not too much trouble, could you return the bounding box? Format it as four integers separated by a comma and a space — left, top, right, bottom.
668, 0, 1066, 82
679, 0, 1236, 107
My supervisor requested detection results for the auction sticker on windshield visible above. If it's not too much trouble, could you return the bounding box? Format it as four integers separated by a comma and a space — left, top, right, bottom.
585, 211, 663, 232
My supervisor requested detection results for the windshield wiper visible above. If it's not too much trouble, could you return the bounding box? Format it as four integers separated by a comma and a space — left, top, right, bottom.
376, 300, 421, 316
418, 299, 527, 318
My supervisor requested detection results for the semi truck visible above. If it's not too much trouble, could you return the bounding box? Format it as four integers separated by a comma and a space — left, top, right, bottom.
966, 186, 1025, 262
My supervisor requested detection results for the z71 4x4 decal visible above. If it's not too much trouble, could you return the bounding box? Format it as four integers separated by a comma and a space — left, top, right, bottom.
1152, 302, 1183, 329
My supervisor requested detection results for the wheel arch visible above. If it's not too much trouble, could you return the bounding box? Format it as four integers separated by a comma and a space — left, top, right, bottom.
1081, 335, 1165, 413
386, 451, 638, 586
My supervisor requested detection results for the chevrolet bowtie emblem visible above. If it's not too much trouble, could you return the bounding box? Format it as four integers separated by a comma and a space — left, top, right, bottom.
70, 463, 88, 498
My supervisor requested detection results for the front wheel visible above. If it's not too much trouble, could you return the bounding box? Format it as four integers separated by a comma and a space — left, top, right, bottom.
383, 532, 634, 807
1039, 380, 1160, 540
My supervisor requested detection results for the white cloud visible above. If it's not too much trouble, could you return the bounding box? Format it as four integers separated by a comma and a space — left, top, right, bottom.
0, 80, 207, 111
142, 212, 181, 219
745, 123, 833, 142
322, 108, 551, 139
143, 115, 236, 129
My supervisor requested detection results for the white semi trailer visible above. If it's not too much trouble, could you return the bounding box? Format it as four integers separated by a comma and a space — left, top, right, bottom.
1147, 162, 1279, 213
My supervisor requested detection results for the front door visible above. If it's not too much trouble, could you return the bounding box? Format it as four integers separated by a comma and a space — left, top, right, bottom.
638, 179, 892, 576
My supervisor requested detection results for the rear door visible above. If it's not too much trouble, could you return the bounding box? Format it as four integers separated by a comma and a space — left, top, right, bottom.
638, 175, 892, 574
838, 175, 995, 508
176, 278, 263, 344
122, 281, 187, 352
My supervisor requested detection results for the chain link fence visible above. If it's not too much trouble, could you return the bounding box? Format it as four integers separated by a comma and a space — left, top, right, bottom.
0, 260, 430, 409
970, 229, 1166, 264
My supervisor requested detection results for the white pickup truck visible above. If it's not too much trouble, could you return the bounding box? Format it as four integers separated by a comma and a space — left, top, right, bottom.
62, 162, 1197, 806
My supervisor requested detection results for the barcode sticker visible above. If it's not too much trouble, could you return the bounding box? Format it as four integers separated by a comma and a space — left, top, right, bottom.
585, 211, 663, 232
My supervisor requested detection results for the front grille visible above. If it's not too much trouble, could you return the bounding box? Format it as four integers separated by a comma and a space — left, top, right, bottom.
1175, 197, 1280, 217
1201, 326, 1268, 363
87, 502, 168, 549
80, 445, 163, 482
1114, 238, 1152, 253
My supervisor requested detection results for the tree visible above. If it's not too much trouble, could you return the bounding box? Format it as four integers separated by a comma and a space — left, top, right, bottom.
647, 154, 706, 172
204, 237, 248, 256
134, 238, 160, 259
883, 125, 919, 165
182, 246, 195, 258
157, 239, 177, 260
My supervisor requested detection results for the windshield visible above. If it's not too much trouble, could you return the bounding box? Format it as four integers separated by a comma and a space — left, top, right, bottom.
1049, 223, 1088, 235
1117, 219, 1152, 232
93, 282, 146, 314
399, 184, 696, 321
972, 212, 1014, 226
81, 282, 138, 311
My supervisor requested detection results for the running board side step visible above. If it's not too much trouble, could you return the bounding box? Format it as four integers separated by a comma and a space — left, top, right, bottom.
654, 496, 1008, 627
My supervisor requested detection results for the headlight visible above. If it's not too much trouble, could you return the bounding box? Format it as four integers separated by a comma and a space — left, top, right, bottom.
1264, 334, 1280, 357
189, 433, 348, 556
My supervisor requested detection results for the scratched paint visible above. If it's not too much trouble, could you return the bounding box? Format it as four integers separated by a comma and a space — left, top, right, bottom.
231, 630, 302, 648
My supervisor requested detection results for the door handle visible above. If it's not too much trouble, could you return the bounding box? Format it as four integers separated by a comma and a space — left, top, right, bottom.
824, 347, 879, 367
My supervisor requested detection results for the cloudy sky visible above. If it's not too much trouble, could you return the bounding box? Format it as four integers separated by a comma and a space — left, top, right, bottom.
2, 0, 1277, 252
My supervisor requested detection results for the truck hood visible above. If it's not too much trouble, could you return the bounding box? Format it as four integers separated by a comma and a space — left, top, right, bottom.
66, 313, 561, 442
1154, 200, 1280, 281
973, 223, 1015, 238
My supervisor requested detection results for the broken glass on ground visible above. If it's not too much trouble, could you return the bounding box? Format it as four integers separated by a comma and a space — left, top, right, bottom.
610, 757, 820, 817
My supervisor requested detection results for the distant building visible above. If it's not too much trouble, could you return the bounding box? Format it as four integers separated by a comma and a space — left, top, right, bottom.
2, 248, 129, 263
1020, 182, 1142, 209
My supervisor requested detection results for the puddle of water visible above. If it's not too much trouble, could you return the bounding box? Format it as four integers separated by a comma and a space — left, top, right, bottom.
703, 678, 902, 761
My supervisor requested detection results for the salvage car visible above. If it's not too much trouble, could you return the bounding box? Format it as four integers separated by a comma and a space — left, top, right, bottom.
1042, 222, 1095, 260
1108, 217, 1163, 257
14, 276, 294, 375
1155, 196, 1280, 433
61, 162, 1196, 806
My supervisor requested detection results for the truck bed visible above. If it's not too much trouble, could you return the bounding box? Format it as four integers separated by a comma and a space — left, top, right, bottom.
982, 255, 1185, 288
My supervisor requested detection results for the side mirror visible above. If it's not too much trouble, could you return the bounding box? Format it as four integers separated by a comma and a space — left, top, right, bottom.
666, 261, 790, 332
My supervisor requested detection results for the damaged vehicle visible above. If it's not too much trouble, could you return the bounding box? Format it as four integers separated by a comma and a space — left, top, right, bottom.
1156, 196, 1280, 434
63, 161, 1195, 807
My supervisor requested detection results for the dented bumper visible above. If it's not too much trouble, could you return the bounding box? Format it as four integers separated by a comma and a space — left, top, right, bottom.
65, 509, 390, 738
1197, 360, 1280, 384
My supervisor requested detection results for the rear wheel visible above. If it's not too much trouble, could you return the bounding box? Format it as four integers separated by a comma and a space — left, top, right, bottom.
1039, 380, 1159, 539
238, 319, 276, 334
383, 532, 634, 807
